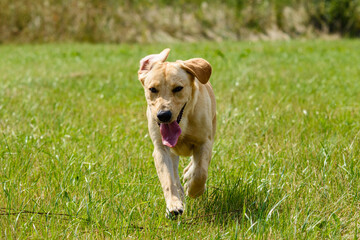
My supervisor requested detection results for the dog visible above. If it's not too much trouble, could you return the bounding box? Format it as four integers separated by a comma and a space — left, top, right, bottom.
138, 48, 216, 217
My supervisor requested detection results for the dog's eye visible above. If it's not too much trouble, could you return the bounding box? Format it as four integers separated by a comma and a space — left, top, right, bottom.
149, 87, 158, 93
172, 86, 183, 93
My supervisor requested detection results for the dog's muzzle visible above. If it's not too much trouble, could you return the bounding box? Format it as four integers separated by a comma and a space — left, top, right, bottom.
157, 110, 172, 122
156, 103, 187, 126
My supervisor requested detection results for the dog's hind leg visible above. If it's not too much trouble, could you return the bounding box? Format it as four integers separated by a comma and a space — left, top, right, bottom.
183, 141, 213, 198
183, 158, 193, 176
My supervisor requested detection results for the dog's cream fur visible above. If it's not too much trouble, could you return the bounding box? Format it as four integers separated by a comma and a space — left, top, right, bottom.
138, 49, 216, 217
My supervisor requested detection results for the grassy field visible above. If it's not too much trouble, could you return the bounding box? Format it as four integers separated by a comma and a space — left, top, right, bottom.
0, 40, 360, 239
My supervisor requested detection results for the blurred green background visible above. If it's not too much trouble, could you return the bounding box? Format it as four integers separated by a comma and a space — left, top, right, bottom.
1, 0, 360, 43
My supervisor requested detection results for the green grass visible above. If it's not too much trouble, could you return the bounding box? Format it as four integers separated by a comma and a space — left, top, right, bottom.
1, 40, 360, 239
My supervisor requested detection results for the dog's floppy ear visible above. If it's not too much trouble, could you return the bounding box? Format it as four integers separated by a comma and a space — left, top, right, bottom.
138, 48, 170, 85
179, 58, 212, 84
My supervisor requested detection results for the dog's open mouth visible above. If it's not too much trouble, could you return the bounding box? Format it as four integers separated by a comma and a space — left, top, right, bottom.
159, 103, 186, 148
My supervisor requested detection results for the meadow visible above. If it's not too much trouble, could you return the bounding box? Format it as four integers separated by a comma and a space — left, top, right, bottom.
0, 40, 360, 239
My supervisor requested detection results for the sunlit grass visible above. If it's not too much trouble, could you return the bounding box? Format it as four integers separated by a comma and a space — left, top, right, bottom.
1, 40, 360, 238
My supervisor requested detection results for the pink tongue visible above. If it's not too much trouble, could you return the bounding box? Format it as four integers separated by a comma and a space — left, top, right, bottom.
160, 121, 181, 148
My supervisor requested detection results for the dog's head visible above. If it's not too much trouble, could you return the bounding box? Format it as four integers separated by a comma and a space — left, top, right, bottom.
138, 48, 212, 147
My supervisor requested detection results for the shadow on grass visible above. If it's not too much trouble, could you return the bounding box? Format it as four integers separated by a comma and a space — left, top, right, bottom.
182, 178, 273, 226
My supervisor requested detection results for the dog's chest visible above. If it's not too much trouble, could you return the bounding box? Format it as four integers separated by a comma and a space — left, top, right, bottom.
170, 138, 194, 156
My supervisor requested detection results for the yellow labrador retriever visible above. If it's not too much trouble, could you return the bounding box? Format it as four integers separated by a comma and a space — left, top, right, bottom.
138, 48, 216, 217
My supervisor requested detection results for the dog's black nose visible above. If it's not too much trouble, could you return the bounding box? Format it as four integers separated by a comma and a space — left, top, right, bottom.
157, 110, 172, 122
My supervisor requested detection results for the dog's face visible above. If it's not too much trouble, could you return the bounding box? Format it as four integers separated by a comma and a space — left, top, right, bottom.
138, 49, 212, 147
142, 61, 192, 124
138, 49, 212, 125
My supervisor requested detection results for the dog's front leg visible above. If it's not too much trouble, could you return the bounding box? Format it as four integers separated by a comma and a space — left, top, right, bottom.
153, 146, 184, 217
183, 140, 213, 198
170, 151, 185, 201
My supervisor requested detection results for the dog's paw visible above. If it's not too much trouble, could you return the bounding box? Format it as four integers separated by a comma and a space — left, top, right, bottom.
166, 201, 184, 220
